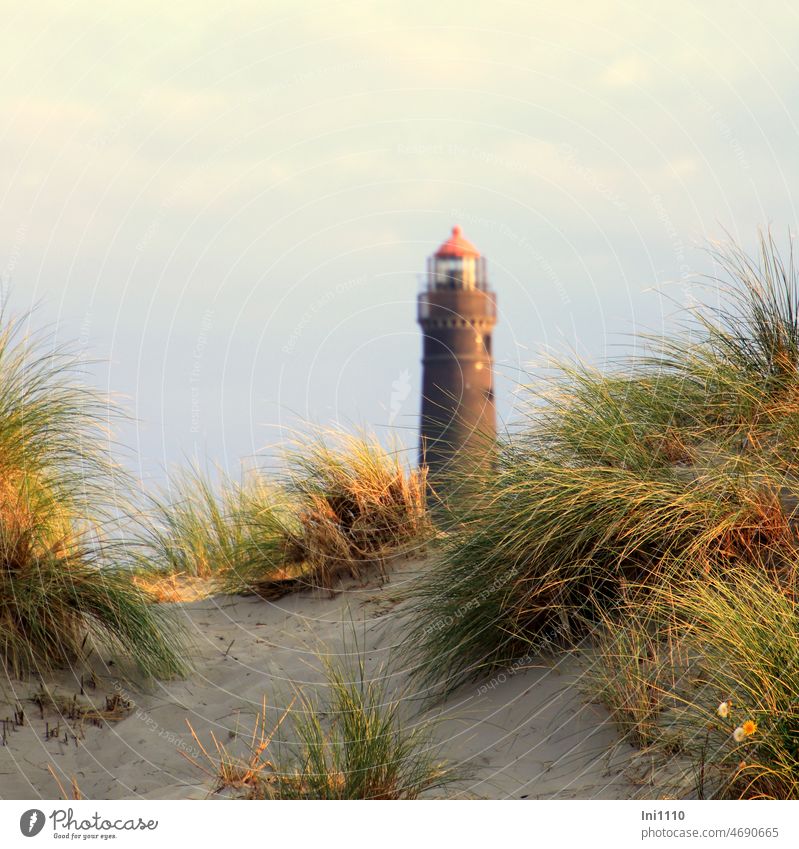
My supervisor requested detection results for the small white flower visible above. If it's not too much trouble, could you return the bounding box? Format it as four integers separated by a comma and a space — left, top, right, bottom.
717, 701, 730, 718
733, 726, 746, 742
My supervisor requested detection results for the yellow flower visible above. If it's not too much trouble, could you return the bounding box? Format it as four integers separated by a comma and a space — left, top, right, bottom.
742, 720, 757, 737
733, 726, 746, 742
717, 701, 730, 718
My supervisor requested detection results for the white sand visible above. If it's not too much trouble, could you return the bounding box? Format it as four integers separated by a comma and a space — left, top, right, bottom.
0, 559, 646, 799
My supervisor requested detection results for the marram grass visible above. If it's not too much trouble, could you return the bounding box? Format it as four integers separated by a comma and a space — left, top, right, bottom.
0, 313, 187, 679
403, 435, 799, 692
135, 465, 295, 581
187, 654, 453, 799
665, 572, 799, 799
583, 597, 690, 750
142, 431, 433, 598
403, 232, 799, 699
600, 573, 799, 799
274, 655, 452, 799
282, 431, 432, 588
1, 545, 189, 679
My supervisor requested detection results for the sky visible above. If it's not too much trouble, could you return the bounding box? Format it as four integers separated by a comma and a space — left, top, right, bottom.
1, 0, 798, 482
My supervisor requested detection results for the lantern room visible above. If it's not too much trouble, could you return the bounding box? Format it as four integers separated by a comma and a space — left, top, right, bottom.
426, 225, 488, 291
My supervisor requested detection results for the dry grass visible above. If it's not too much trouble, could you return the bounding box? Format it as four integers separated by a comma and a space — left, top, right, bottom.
131, 571, 214, 603
136, 432, 432, 601
185, 697, 295, 797
31, 686, 133, 727
48, 765, 84, 800
221, 432, 433, 597
185, 655, 453, 800
284, 432, 432, 588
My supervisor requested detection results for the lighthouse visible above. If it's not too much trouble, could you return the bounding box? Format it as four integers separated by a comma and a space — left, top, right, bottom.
417, 226, 497, 497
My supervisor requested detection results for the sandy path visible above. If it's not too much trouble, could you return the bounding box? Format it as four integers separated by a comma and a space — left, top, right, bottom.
0, 560, 645, 799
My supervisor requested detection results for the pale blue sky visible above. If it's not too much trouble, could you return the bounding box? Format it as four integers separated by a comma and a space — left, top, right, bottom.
1, 1, 797, 479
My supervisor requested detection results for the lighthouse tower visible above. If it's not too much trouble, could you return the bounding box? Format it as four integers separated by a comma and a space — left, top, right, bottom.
417, 226, 497, 495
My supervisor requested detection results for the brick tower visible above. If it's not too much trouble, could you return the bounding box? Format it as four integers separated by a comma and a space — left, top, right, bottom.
417, 225, 497, 495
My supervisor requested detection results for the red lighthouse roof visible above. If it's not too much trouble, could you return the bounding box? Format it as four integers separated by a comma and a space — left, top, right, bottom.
435, 225, 480, 259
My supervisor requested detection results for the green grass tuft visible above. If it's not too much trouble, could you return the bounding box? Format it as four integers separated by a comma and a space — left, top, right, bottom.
648, 572, 799, 799
135, 465, 295, 582
0, 312, 187, 679
188, 654, 453, 799
274, 655, 452, 799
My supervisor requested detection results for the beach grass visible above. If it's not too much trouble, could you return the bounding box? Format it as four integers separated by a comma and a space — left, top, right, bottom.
0, 312, 187, 679
583, 598, 689, 749
282, 431, 432, 588
135, 465, 295, 582
588, 569, 799, 798
274, 654, 452, 799
650, 571, 799, 799
403, 232, 799, 712
188, 654, 453, 800
153, 431, 435, 597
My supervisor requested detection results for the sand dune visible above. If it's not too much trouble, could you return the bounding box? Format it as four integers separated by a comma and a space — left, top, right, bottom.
0, 560, 645, 800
